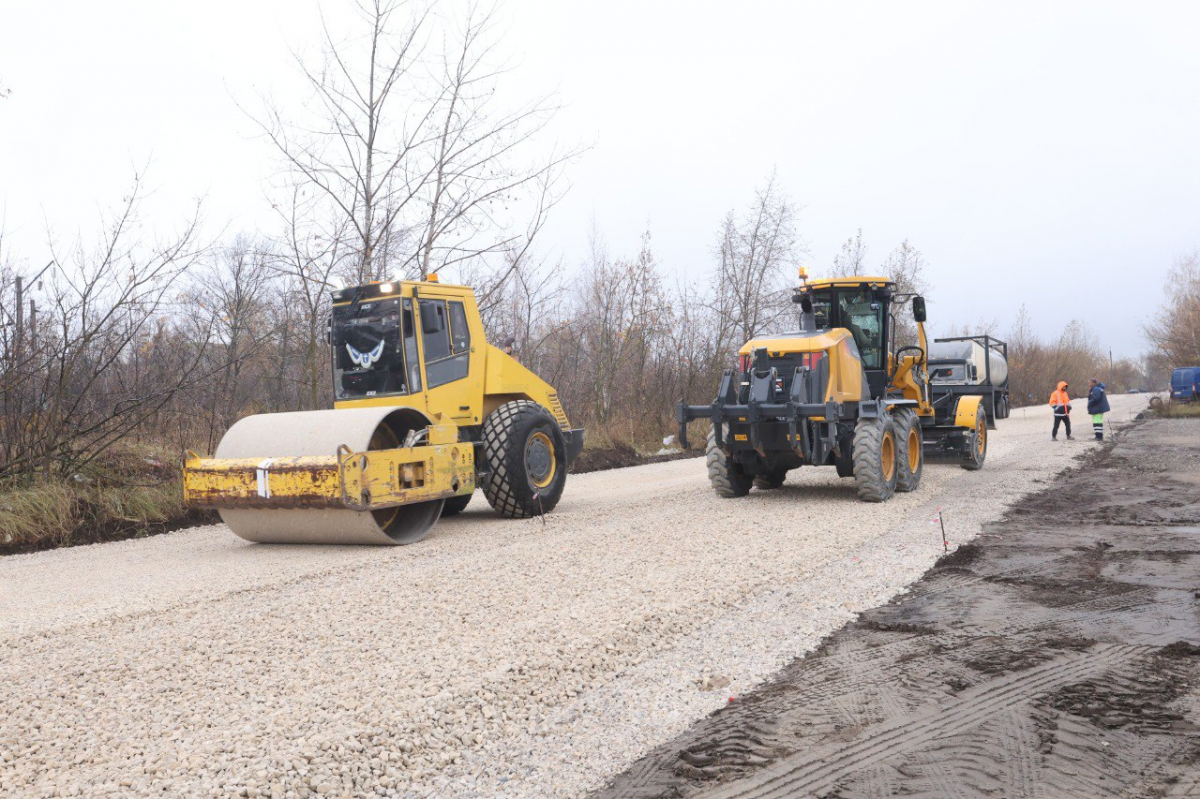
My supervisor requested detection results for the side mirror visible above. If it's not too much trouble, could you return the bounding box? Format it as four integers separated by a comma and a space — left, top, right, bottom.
912, 296, 927, 323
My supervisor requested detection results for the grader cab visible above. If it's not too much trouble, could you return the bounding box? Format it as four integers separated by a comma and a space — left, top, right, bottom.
676, 273, 989, 502
183, 277, 583, 544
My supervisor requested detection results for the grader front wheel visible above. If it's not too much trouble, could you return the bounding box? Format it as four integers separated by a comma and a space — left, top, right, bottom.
481, 400, 567, 518
707, 429, 753, 498
853, 415, 899, 502
893, 409, 923, 493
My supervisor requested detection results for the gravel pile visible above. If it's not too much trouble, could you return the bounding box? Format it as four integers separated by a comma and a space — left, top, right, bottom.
0, 397, 1147, 797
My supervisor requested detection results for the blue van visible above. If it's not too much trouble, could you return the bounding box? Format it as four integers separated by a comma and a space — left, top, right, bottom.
1172, 367, 1200, 402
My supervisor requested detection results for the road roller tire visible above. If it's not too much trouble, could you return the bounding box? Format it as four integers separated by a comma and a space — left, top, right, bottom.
753, 469, 788, 490
481, 400, 567, 518
853, 415, 898, 503
961, 408, 988, 471
893, 409, 923, 493
707, 429, 753, 498
440, 493, 473, 517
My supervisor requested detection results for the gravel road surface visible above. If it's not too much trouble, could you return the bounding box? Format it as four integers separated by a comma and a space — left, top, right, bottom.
0, 396, 1146, 797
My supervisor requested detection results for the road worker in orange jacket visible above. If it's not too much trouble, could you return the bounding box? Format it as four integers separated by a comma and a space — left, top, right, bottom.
1049, 380, 1073, 440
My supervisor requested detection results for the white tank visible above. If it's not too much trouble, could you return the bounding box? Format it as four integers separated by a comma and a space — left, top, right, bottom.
928, 340, 1008, 386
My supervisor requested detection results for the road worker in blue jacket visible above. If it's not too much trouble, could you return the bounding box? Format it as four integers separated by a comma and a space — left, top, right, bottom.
1087, 378, 1111, 441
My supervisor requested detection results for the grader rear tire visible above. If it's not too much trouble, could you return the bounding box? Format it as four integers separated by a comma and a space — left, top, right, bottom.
707, 429, 753, 498
440, 493, 473, 517
961, 409, 988, 471
481, 400, 567, 518
894, 409, 923, 493
853, 415, 899, 502
753, 469, 788, 490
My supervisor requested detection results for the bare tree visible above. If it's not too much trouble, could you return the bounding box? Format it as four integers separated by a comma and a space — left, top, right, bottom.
0, 176, 215, 480
252, 0, 435, 283
410, 2, 580, 282
708, 173, 800, 355
268, 186, 353, 409
880, 239, 930, 346
830, 228, 869, 277
1145, 250, 1200, 367
253, 0, 580, 289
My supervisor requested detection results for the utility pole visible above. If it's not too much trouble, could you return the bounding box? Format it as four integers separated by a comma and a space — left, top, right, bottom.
13, 275, 23, 356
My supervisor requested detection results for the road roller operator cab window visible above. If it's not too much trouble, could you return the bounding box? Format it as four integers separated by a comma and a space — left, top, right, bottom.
419, 298, 471, 389
332, 297, 418, 399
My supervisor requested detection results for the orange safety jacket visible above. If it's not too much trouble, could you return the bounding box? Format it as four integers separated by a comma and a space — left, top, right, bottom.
1049, 382, 1071, 416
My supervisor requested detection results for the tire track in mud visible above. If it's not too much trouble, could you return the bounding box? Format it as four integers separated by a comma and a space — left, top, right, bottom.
600, 419, 1200, 798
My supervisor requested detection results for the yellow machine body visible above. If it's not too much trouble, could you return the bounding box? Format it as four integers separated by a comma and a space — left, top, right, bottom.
183, 421, 474, 512
183, 278, 579, 545
739, 329, 867, 406
677, 274, 991, 499
331, 282, 569, 426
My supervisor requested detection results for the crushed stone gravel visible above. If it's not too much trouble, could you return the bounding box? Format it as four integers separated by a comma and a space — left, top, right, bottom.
0, 396, 1148, 797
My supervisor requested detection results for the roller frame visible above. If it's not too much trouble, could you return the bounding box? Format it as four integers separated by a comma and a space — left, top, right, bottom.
184, 425, 474, 513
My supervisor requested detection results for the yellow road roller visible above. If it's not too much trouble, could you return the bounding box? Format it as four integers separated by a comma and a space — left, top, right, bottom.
183, 277, 583, 544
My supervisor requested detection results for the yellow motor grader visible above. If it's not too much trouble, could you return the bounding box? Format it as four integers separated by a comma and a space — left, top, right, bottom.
676, 273, 989, 502
183, 277, 583, 544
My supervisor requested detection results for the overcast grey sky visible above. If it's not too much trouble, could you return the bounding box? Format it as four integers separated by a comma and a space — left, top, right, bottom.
3, 0, 1199, 358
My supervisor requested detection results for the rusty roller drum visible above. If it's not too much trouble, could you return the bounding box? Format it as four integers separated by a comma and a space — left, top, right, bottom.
215, 407, 445, 545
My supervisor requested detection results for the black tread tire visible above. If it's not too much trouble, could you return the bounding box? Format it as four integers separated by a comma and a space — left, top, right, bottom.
707, 429, 753, 498
753, 469, 788, 491
853, 415, 898, 502
894, 409, 923, 493
481, 400, 567, 518
834, 442, 855, 478
440, 493, 473, 517
961, 406, 988, 471
996, 394, 1009, 420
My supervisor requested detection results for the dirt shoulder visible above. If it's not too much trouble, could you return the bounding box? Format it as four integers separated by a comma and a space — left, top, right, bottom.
601, 416, 1200, 798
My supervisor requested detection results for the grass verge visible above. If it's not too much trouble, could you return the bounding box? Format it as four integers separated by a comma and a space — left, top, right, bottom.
0, 453, 217, 556
1152, 400, 1200, 418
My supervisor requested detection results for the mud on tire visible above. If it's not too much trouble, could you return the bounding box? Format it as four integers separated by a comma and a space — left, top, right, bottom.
893, 408, 923, 493
707, 428, 753, 498
853, 415, 898, 502
481, 400, 567, 518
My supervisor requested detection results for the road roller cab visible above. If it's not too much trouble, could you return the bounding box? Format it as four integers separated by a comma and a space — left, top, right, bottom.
183, 277, 584, 545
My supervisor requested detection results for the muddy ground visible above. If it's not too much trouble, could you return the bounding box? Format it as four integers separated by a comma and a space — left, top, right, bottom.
602, 416, 1200, 798
570, 444, 701, 474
